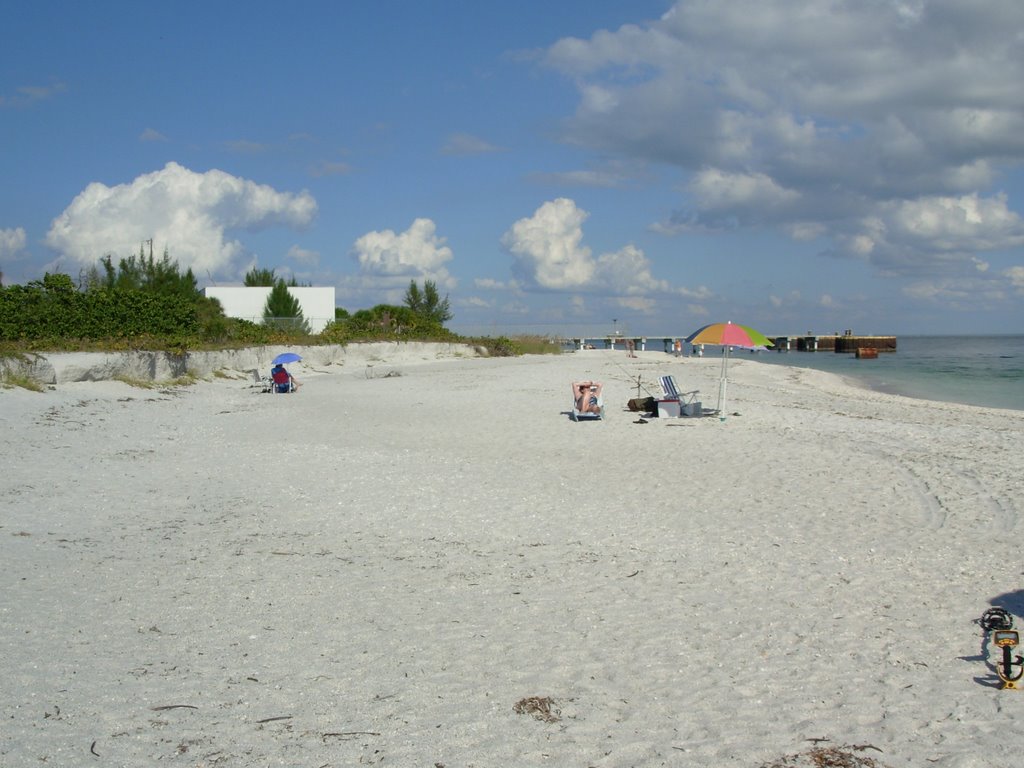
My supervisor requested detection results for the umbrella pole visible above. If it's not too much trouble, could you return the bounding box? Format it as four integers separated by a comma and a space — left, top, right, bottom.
717, 346, 730, 420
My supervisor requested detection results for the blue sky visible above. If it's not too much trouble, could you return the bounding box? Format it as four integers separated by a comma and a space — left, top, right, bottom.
2, 0, 1023, 337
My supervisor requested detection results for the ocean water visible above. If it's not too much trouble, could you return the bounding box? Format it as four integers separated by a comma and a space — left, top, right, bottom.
728, 335, 1024, 412
571, 335, 1024, 411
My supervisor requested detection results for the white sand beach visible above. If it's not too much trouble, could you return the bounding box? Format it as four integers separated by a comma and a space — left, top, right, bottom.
2, 346, 1023, 767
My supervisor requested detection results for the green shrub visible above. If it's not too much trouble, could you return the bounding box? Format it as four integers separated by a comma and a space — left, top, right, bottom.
2, 266, 556, 361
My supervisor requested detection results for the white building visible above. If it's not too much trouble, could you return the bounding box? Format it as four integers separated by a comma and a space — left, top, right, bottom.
204, 286, 336, 334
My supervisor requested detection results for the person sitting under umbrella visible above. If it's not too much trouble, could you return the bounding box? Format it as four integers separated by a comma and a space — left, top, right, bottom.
270, 363, 300, 393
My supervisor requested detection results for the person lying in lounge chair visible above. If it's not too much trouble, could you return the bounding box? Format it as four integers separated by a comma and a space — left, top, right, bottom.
573, 380, 603, 415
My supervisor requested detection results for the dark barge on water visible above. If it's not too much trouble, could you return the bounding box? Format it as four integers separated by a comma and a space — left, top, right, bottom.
770, 330, 896, 355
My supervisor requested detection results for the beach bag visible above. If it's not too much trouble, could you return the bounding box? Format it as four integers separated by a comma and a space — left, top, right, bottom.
627, 396, 656, 412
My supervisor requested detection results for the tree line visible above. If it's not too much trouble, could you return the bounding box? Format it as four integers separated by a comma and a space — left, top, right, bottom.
0, 246, 455, 351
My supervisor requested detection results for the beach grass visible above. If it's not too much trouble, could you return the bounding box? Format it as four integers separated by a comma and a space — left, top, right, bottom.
113, 373, 198, 389
509, 334, 566, 355
468, 334, 565, 356
0, 371, 46, 392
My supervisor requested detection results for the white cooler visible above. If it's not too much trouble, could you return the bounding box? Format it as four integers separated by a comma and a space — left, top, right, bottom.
656, 399, 681, 417
657, 399, 702, 417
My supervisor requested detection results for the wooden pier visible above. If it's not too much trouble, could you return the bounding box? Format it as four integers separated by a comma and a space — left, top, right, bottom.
562, 331, 897, 355
565, 336, 684, 353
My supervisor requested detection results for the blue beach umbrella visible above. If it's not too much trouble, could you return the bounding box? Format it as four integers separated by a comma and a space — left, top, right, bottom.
272, 352, 302, 365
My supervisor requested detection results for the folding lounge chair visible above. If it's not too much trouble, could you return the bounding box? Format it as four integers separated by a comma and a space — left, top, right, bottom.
657, 375, 701, 417
571, 383, 604, 421
252, 368, 272, 393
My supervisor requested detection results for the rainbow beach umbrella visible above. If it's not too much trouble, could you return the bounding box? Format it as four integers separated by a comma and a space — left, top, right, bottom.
685, 322, 773, 419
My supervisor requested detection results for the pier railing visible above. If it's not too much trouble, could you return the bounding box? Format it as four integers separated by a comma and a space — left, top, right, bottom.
559, 333, 897, 354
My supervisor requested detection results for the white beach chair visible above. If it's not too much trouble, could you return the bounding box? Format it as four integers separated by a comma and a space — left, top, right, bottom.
572, 400, 604, 421
658, 375, 701, 417
251, 368, 272, 393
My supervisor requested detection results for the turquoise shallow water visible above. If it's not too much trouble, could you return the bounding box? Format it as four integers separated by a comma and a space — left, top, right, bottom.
746, 335, 1024, 412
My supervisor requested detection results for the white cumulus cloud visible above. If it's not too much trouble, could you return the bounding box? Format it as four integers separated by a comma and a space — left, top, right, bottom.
501, 198, 712, 303
841, 193, 1024, 273
1006, 265, 1024, 292
0, 227, 27, 260
594, 244, 672, 295
501, 198, 594, 289
689, 168, 800, 219
541, 0, 1024, 275
44, 162, 317, 278
501, 198, 708, 302
352, 218, 455, 287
